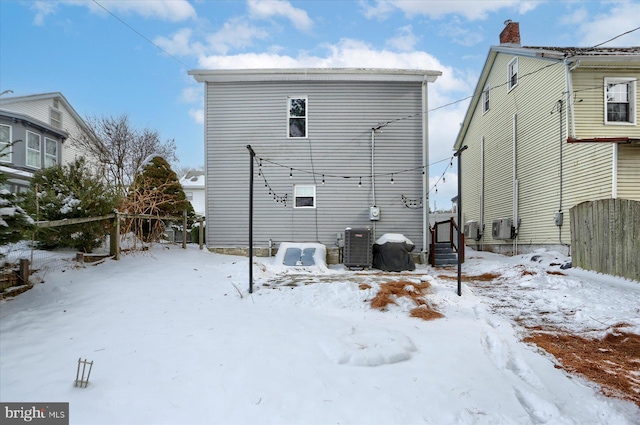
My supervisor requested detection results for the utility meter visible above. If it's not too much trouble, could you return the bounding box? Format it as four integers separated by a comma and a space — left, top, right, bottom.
369, 206, 380, 221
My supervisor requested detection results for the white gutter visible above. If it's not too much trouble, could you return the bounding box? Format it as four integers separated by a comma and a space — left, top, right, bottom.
422, 80, 429, 261
480, 136, 485, 244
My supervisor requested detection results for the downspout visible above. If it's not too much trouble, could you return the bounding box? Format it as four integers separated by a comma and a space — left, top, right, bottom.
422, 80, 429, 263
371, 128, 377, 239
513, 114, 519, 254
480, 136, 485, 248
566, 59, 580, 139
612, 143, 618, 198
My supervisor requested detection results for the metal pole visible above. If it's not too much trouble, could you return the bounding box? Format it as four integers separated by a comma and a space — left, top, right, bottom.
454, 145, 468, 296
247, 145, 255, 294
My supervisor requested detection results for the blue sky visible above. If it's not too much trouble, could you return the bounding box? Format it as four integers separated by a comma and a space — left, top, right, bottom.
1, 0, 639, 209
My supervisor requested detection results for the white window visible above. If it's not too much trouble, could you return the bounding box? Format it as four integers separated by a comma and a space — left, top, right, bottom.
294, 184, 315, 208
53, 98, 59, 109
0, 124, 10, 162
50, 109, 62, 129
605, 78, 636, 125
185, 191, 194, 201
288, 96, 307, 138
26, 131, 41, 168
45, 138, 58, 167
482, 84, 490, 113
508, 57, 518, 91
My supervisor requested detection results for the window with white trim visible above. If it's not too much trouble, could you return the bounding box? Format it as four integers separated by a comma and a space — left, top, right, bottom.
482, 84, 490, 113
185, 191, 194, 201
45, 137, 58, 167
26, 131, 41, 168
0, 124, 10, 162
288, 97, 307, 138
508, 57, 518, 91
50, 109, 62, 128
605, 78, 636, 124
294, 184, 315, 208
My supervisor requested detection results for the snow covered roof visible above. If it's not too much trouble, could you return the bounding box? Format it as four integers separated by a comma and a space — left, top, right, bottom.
179, 170, 205, 188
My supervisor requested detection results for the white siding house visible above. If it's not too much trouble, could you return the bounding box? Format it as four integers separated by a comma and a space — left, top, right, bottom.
454, 21, 640, 256
179, 170, 206, 217
189, 68, 442, 262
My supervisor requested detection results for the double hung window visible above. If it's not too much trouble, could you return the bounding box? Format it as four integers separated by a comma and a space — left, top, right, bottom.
605, 78, 636, 124
288, 97, 307, 138
508, 57, 518, 91
26, 131, 41, 168
0, 124, 10, 162
45, 138, 58, 167
294, 185, 315, 208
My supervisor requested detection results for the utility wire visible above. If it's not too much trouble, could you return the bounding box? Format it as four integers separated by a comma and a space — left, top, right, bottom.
92, 0, 190, 68
591, 26, 640, 48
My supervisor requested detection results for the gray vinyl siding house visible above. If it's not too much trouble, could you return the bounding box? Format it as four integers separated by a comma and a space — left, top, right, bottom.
189, 68, 441, 262
1, 109, 66, 193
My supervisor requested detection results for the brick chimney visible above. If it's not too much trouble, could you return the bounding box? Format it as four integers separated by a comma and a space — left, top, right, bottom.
499, 20, 520, 46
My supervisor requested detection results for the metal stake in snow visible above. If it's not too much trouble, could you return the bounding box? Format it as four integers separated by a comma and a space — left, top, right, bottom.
454, 145, 468, 297
247, 145, 255, 294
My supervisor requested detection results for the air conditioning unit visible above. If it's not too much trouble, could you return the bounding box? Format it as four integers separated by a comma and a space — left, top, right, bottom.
464, 220, 480, 240
492, 218, 514, 240
343, 228, 372, 269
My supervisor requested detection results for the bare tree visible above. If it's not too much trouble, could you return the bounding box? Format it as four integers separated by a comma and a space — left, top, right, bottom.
70, 114, 177, 196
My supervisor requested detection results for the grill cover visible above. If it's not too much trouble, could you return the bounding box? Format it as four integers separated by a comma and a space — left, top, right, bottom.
372, 234, 416, 272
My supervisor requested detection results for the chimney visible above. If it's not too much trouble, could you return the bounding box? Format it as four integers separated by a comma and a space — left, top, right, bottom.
499, 20, 520, 46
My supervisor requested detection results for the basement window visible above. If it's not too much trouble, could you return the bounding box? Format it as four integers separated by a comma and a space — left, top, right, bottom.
508, 57, 518, 91
605, 78, 636, 125
294, 184, 315, 208
288, 96, 307, 138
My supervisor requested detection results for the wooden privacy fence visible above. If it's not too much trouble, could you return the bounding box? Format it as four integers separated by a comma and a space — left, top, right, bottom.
570, 199, 640, 282
35, 211, 205, 260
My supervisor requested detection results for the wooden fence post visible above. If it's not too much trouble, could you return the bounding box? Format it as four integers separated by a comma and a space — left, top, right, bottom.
19, 259, 30, 284
110, 212, 120, 260
182, 209, 187, 249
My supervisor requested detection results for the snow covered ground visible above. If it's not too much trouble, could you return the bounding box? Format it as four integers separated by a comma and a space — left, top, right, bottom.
1, 244, 639, 424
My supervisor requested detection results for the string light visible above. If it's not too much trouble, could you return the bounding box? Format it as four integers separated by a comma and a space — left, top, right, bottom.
390, 174, 394, 184
358, 177, 362, 188
322, 175, 325, 185
289, 168, 293, 178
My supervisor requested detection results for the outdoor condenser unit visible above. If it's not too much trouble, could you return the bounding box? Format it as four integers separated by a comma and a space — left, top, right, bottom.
343, 228, 372, 269
464, 220, 480, 240
492, 218, 514, 240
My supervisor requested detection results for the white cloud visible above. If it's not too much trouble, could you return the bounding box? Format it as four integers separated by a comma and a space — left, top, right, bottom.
570, 3, 640, 47
180, 86, 201, 104
91, 0, 196, 22
438, 19, 485, 47
189, 108, 204, 125
155, 28, 206, 57
248, 0, 313, 31
385, 25, 419, 51
31, 0, 196, 24
360, 0, 540, 21
205, 18, 270, 55
31, 1, 58, 26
